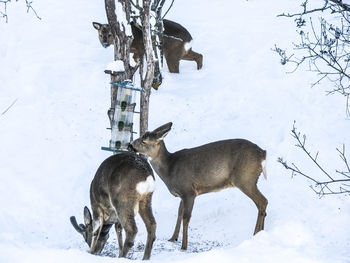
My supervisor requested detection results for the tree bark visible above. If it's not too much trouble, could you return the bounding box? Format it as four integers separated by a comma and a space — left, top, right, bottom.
105, 0, 138, 128
140, 0, 155, 136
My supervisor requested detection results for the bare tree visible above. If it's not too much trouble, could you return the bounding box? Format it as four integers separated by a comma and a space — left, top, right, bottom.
1, 0, 41, 23
104, 0, 138, 128
104, 0, 169, 137
274, 0, 350, 115
278, 122, 350, 197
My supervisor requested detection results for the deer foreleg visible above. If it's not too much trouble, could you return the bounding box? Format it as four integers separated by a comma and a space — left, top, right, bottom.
169, 200, 184, 242
90, 217, 103, 254
181, 196, 195, 250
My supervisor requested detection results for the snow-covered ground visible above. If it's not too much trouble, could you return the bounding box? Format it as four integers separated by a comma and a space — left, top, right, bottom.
1, 0, 350, 262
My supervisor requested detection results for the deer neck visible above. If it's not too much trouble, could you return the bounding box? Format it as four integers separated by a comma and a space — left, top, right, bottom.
149, 141, 171, 180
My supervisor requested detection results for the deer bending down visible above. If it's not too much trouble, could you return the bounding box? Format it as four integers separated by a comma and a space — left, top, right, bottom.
92, 19, 203, 73
130, 122, 268, 250
70, 152, 156, 260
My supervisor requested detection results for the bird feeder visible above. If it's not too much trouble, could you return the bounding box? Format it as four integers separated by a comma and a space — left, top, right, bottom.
102, 72, 144, 153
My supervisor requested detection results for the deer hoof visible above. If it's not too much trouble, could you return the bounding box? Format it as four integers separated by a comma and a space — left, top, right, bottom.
168, 237, 177, 242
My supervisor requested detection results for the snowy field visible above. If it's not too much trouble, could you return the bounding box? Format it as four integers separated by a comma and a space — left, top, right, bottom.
1, 0, 350, 262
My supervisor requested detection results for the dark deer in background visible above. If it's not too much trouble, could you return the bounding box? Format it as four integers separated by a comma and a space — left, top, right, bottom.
130, 122, 268, 250
70, 152, 156, 260
92, 19, 203, 73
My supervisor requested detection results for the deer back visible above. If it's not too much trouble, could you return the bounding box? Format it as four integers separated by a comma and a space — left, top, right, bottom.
167, 139, 265, 194
163, 19, 193, 42
89, 153, 154, 222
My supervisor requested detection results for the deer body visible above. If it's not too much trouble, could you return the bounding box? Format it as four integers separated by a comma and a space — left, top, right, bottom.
130, 123, 268, 250
70, 152, 156, 260
92, 19, 203, 73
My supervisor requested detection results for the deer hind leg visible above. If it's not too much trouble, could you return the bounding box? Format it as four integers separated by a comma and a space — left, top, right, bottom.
139, 194, 156, 260
120, 215, 138, 258
115, 221, 123, 257
239, 184, 268, 235
181, 196, 195, 250
165, 54, 180, 73
182, 49, 203, 70
163, 37, 184, 73
115, 203, 138, 258
169, 200, 184, 242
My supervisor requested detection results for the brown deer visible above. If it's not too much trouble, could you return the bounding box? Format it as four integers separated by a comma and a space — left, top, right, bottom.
92, 19, 203, 73
70, 152, 156, 260
130, 122, 268, 250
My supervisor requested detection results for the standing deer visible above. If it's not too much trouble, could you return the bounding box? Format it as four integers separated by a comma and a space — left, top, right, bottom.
130, 122, 268, 250
70, 152, 156, 260
92, 19, 203, 73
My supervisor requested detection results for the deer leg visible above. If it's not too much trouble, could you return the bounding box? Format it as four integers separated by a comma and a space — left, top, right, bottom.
181, 49, 203, 70
169, 200, 184, 242
139, 195, 156, 260
115, 221, 123, 257
181, 196, 195, 250
115, 203, 138, 258
166, 57, 180, 73
239, 185, 268, 235
90, 217, 103, 254
120, 216, 138, 258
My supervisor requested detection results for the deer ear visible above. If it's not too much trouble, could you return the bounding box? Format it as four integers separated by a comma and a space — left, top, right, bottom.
84, 206, 92, 226
92, 22, 101, 30
70, 216, 85, 234
157, 130, 170, 141
153, 122, 172, 139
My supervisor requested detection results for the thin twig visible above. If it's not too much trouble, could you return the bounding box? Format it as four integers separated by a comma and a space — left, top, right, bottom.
1, 98, 18, 116
278, 122, 350, 197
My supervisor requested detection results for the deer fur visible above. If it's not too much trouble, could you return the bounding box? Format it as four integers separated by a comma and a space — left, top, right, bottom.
92, 19, 203, 73
130, 122, 268, 250
70, 152, 156, 260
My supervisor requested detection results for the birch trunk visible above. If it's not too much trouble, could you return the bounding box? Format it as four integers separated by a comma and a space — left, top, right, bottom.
140, 0, 155, 136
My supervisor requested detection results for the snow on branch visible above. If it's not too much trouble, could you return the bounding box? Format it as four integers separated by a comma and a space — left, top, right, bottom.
1, 0, 41, 23
278, 122, 350, 197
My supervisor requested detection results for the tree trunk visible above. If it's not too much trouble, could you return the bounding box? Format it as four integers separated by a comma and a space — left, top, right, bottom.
105, 0, 137, 128
140, 0, 155, 136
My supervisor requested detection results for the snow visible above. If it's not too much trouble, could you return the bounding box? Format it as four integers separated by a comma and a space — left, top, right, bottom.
106, 60, 125, 73
1, 0, 350, 262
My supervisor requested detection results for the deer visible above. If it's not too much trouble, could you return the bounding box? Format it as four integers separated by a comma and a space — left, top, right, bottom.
129, 122, 268, 250
92, 19, 203, 73
70, 152, 156, 260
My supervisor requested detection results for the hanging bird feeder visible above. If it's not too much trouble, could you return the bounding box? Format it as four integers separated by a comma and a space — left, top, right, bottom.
102, 64, 144, 153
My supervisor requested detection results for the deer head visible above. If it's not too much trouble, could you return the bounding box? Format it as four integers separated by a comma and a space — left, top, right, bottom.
92, 22, 113, 48
130, 122, 172, 159
70, 206, 110, 254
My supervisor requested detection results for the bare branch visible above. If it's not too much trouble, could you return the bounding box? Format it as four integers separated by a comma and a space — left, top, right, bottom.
275, 2, 350, 114
1, 98, 18, 116
278, 122, 350, 197
1, 0, 41, 22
